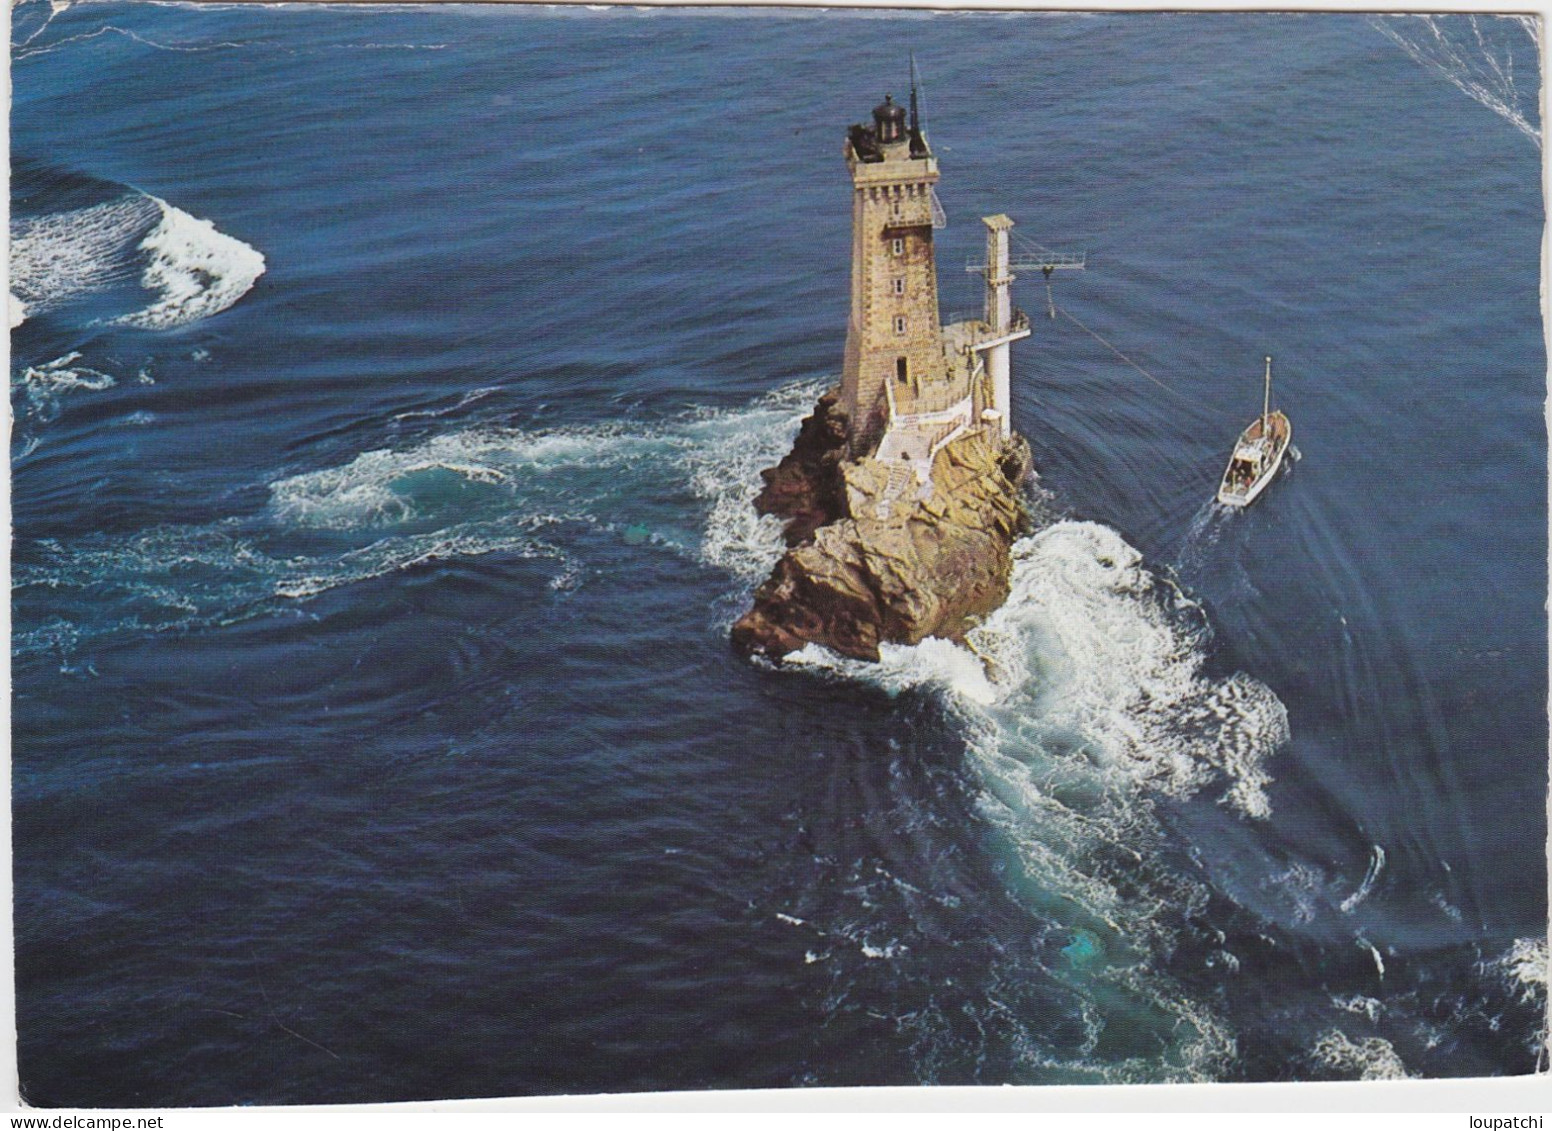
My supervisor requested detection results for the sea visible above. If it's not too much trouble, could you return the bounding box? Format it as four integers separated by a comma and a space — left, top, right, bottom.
9, 3, 1548, 1106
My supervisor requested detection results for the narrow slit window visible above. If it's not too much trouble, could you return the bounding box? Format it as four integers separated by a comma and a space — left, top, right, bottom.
892, 238, 904, 256
896, 358, 908, 383
893, 277, 905, 296
894, 315, 906, 335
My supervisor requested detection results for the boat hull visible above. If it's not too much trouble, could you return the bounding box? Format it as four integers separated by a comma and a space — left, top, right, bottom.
1217, 411, 1291, 507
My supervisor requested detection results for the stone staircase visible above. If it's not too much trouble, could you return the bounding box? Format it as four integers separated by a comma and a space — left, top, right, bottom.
875, 462, 915, 521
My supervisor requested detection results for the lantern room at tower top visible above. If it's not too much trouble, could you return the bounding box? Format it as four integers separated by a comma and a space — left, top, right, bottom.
837, 82, 1038, 467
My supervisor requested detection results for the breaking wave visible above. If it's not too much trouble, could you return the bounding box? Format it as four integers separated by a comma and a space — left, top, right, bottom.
790, 523, 1287, 813
10, 187, 265, 329
1486, 936, 1549, 1068
975, 523, 1288, 819
115, 199, 267, 329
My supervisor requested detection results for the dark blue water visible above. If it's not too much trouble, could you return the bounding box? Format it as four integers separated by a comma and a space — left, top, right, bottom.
11, 5, 1546, 1106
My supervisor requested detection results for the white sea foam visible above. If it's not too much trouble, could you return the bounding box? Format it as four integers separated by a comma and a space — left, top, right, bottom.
773, 520, 1287, 1082
20, 381, 820, 656
10, 191, 265, 329
1340, 844, 1387, 913
17, 351, 119, 424
391, 386, 500, 423
113, 197, 266, 328
13, 515, 574, 656
1491, 936, 1549, 1006
1359, 937, 1386, 979
786, 636, 999, 706
1332, 994, 1383, 1024
10, 194, 159, 319
1268, 861, 1326, 925
269, 381, 821, 546
971, 522, 1288, 819
681, 382, 825, 586
1487, 937, 1550, 1067
773, 522, 1287, 940
1311, 1029, 1414, 1080
784, 522, 1289, 819
860, 941, 905, 960
1369, 14, 1542, 148
270, 440, 511, 530
271, 527, 569, 599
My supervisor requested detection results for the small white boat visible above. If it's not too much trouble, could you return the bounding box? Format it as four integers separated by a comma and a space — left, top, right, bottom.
1217, 355, 1291, 508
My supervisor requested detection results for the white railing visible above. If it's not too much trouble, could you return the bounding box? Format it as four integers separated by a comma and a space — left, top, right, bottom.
891, 394, 972, 433
943, 309, 1031, 342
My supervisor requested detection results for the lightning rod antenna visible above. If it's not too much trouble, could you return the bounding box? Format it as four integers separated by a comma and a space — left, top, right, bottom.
908, 52, 925, 151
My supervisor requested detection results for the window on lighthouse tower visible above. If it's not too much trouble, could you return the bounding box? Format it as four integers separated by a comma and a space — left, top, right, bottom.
894, 315, 906, 335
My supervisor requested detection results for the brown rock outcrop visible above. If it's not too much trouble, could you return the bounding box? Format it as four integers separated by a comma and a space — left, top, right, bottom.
732, 391, 1034, 663
751, 389, 850, 546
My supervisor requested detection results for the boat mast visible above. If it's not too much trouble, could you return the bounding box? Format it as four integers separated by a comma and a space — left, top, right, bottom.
1262, 355, 1272, 432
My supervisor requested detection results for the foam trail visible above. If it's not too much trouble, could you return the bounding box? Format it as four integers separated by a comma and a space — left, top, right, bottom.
1339, 844, 1386, 913
10, 194, 160, 319
14, 21, 254, 61
1358, 937, 1385, 979
1175, 498, 1229, 579
16, 380, 823, 657
391, 387, 501, 423
1369, 15, 1542, 148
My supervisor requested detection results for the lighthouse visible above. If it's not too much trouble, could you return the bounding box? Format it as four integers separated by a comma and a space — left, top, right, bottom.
838, 88, 951, 456
836, 75, 1082, 475
734, 77, 1078, 663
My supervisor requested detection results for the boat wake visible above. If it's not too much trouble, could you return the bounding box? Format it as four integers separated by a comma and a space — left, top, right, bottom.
1369, 14, 1542, 149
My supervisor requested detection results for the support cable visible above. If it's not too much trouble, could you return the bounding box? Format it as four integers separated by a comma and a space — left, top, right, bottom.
1052, 302, 1235, 422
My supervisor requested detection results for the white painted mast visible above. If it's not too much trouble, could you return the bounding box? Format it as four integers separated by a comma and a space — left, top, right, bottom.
1263, 355, 1272, 432
967, 224, 1082, 440
983, 215, 1016, 437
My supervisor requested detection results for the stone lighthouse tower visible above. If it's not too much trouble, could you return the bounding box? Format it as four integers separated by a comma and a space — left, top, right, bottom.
839, 88, 951, 456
